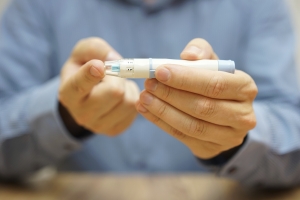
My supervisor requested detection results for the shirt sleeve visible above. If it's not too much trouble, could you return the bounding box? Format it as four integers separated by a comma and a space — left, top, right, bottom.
199, 0, 300, 188
0, 0, 82, 179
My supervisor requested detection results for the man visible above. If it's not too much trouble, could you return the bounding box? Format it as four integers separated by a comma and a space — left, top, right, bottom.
0, 0, 300, 187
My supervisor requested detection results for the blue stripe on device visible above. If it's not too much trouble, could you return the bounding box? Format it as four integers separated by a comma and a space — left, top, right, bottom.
111, 64, 120, 72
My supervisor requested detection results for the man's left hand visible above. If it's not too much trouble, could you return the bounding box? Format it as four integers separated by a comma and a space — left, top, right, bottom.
136, 38, 258, 159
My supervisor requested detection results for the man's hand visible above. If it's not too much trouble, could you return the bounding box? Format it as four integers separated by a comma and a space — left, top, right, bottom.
59, 38, 139, 137
136, 38, 257, 159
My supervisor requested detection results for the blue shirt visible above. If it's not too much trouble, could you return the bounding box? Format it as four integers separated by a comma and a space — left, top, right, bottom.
0, 0, 300, 187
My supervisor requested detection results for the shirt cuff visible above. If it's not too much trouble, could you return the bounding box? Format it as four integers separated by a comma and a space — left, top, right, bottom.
216, 136, 268, 180
215, 102, 271, 185
27, 77, 82, 160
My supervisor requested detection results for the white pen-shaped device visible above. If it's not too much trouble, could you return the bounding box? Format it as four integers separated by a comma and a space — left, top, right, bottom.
105, 59, 235, 78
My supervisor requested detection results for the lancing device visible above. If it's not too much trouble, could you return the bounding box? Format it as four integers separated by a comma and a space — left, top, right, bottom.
105, 58, 235, 78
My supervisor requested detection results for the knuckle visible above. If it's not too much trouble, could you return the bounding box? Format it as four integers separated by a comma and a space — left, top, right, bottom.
247, 84, 258, 100
91, 37, 106, 45
219, 145, 231, 152
76, 38, 86, 47
150, 115, 162, 125
191, 38, 207, 45
127, 100, 138, 110
58, 88, 67, 104
247, 114, 257, 129
223, 136, 245, 149
85, 37, 105, 45
157, 103, 169, 118
232, 138, 244, 147
189, 38, 213, 54
124, 99, 136, 109
208, 143, 224, 154
198, 144, 222, 159
89, 59, 102, 66
86, 45, 99, 57
85, 38, 107, 57
187, 119, 207, 138
83, 72, 96, 84
109, 84, 125, 98
71, 77, 86, 94
161, 86, 172, 100
239, 75, 258, 100
211, 145, 223, 154
177, 70, 191, 89
77, 37, 103, 46
205, 75, 227, 98
169, 127, 186, 140
239, 113, 257, 130
194, 98, 216, 118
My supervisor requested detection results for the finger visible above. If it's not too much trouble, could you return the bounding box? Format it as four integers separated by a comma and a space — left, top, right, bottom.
96, 110, 137, 136
107, 112, 138, 136
136, 102, 224, 159
59, 59, 105, 104
124, 79, 141, 104
87, 80, 139, 133
144, 79, 256, 129
180, 38, 219, 60
138, 91, 244, 146
71, 37, 122, 64
155, 66, 258, 101
73, 76, 125, 122
99, 80, 139, 134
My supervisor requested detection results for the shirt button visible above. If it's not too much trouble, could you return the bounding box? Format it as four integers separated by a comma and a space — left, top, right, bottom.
227, 166, 238, 175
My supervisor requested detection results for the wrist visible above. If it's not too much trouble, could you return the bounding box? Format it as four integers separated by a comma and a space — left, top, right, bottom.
58, 102, 93, 139
199, 135, 248, 166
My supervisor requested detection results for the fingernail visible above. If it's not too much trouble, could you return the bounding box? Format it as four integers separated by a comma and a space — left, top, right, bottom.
184, 46, 204, 57
106, 51, 122, 61
90, 66, 102, 77
145, 79, 158, 92
140, 92, 154, 105
156, 67, 170, 82
137, 103, 148, 113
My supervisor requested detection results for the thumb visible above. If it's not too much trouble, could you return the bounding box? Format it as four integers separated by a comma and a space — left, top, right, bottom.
180, 38, 219, 60
71, 37, 122, 65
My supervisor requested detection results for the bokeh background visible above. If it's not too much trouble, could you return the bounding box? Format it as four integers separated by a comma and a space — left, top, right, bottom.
0, 0, 300, 76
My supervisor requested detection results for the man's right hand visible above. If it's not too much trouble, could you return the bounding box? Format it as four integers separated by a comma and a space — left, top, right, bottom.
58, 38, 140, 137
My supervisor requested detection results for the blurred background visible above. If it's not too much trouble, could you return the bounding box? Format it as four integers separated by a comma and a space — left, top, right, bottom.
0, 0, 300, 76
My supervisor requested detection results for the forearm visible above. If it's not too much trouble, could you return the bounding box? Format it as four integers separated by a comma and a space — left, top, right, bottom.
0, 77, 82, 179
211, 102, 300, 188
58, 102, 93, 139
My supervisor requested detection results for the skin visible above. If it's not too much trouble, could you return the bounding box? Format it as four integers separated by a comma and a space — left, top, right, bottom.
59, 37, 257, 159
59, 38, 140, 136
136, 38, 258, 159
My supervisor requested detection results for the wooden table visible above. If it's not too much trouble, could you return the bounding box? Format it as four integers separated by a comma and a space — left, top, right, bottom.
0, 173, 300, 200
